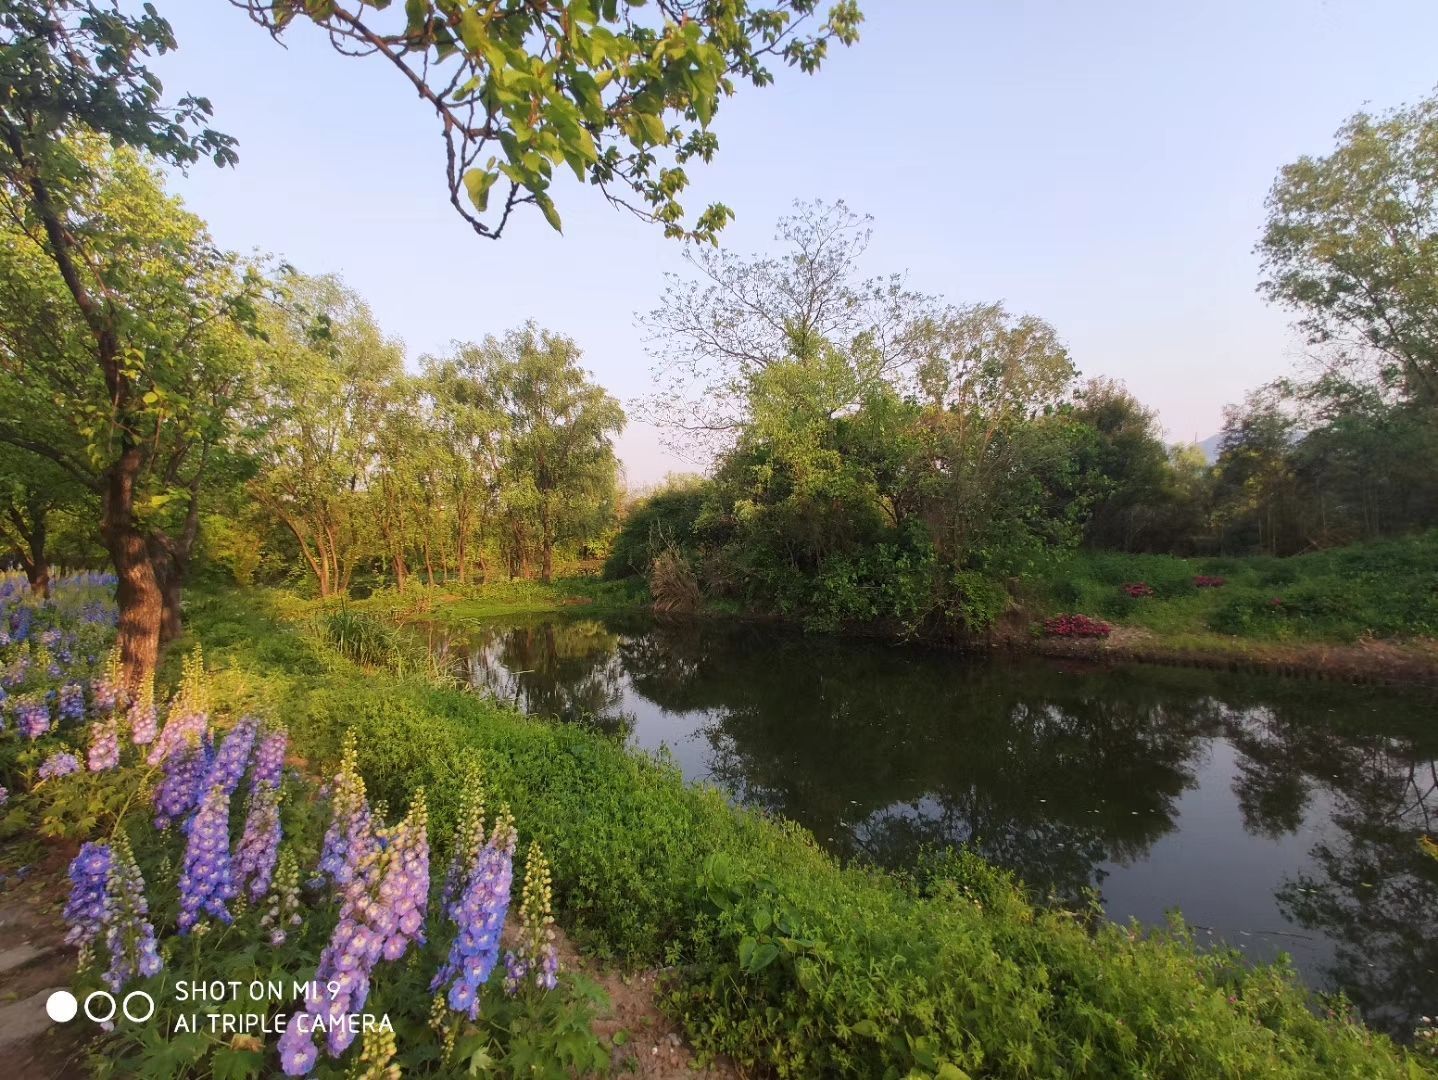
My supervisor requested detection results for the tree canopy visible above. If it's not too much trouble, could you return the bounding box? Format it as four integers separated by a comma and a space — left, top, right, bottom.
231, 0, 862, 241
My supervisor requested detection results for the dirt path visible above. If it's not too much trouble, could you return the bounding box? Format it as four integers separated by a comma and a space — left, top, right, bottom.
0, 845, 88, 1080
548, 929, 740, 1079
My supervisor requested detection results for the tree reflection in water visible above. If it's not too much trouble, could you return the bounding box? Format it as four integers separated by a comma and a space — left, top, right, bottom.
431, 614, 1438, 1037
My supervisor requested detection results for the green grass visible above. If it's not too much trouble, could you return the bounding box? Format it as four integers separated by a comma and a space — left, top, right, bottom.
1039, 532, 1438, 643
173, 585, 1434, 1079
346, 575, 648, 625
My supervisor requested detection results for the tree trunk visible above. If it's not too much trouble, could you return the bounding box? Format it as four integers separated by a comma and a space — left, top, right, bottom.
24, 561, 49, 600
153, 480, 201, 643
152, 538, 185, 643
102, 447, 162, 692
7, 508, 48, 599
539, 503, 554, 583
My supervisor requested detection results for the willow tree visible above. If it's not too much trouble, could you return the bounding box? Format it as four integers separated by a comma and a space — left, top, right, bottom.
471, 324, 624, 582
249, 273, 403, 598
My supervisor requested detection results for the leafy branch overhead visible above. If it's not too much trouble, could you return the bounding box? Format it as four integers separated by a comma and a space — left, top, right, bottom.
230, 0, 862, 240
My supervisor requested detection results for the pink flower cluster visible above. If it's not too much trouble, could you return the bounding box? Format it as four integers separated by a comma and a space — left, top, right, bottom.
1122, 582, 1155, 598
1193, 575, 1227, 588
1043, 614, 1113, 638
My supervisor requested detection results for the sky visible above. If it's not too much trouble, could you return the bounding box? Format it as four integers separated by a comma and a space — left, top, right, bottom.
150, 1, 1438, 487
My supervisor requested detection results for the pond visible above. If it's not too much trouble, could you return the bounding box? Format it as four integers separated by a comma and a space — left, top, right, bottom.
422, 611, 1438, 1037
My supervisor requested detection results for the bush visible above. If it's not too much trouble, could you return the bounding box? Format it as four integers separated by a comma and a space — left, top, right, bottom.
603, 480, 710, 580
1043, 613, 1113, 638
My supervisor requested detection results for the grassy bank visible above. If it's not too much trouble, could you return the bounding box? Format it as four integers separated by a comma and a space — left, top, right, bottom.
1039, 533, 1438, 643
345, 577, 647, 625
1027, 534, 1438, 683
181, 587, 1434, 1078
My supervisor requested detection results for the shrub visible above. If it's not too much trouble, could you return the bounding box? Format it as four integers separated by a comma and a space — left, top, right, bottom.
1043, 613, 1113, 638
649, 545, 701, 614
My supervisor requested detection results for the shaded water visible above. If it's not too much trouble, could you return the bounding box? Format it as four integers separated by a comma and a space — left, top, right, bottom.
425, 612, 1438, 1036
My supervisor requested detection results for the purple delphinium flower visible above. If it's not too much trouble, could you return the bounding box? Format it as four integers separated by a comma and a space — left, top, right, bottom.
0, 786, 8, 806
146, 704, 207, 767
176, 782, 236, 934
260, 848, 302, 947
505, 840, 559, 995
432, 811, 516, 1019
0, 653, 25, 689
90, 673, 121, 716
253, 727, 287, 789
38, 751, 80, 780
207, 717, 256, 795
128, 691, 157, 746
88, 716, 119, 772
102, 841, 162, 992
15, 694, 49, 739
234, 784, 282, 903
152, 736, 213, 830
374, 796, 429, 962
63, 842, 112, 948
57, 683, 85, 724
280, 744, 387, 1072
315, 763, 377, 895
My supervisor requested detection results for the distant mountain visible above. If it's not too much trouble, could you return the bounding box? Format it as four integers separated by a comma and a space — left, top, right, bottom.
1196, 433, 1223, 463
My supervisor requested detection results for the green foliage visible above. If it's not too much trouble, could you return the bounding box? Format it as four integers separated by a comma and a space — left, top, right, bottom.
176, 587, 1434, 1080
603, 477, 710, 580
1259, 89, 1438, 409
1042, 532, 1438, 643
233, 1, 861, 243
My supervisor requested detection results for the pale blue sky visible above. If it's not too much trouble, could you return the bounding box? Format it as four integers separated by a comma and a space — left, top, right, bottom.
152, 1, 1438, 486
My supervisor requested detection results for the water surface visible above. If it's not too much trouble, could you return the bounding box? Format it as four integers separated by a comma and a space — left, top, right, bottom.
424, 612, 1438, 1036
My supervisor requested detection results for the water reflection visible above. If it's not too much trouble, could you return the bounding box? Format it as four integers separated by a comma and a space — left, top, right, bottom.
431, 614, 1438, 1036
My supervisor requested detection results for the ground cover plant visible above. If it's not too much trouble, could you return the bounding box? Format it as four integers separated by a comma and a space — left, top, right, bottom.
105, 585, 1438, 1077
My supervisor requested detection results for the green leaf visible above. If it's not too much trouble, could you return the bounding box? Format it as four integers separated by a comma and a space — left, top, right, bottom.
535, 192, 563, 233
749, 940, 780, 971
462, 168, 499, 213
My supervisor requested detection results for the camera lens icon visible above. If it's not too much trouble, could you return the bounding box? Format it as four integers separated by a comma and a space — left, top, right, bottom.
47, 989, 155, 1025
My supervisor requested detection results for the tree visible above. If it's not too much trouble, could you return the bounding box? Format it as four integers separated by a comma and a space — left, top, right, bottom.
0, 140, 256, 680
0, 0, 242, 686
249, 273, 403, 598
423, 346, 508, 585
640, 199, 939, 454
1069, 377, 1177, 552
1259, 90, 1438, 407
467, 324, 624, 582
0, 447, 93, 597
231, 0, 861, 243
1212, 391, 1302, 555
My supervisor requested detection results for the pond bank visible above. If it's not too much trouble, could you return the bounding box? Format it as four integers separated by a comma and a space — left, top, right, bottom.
1023, 625, 1438, 686
200, 588, 1433, 1077
370, 579, 1438, 687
